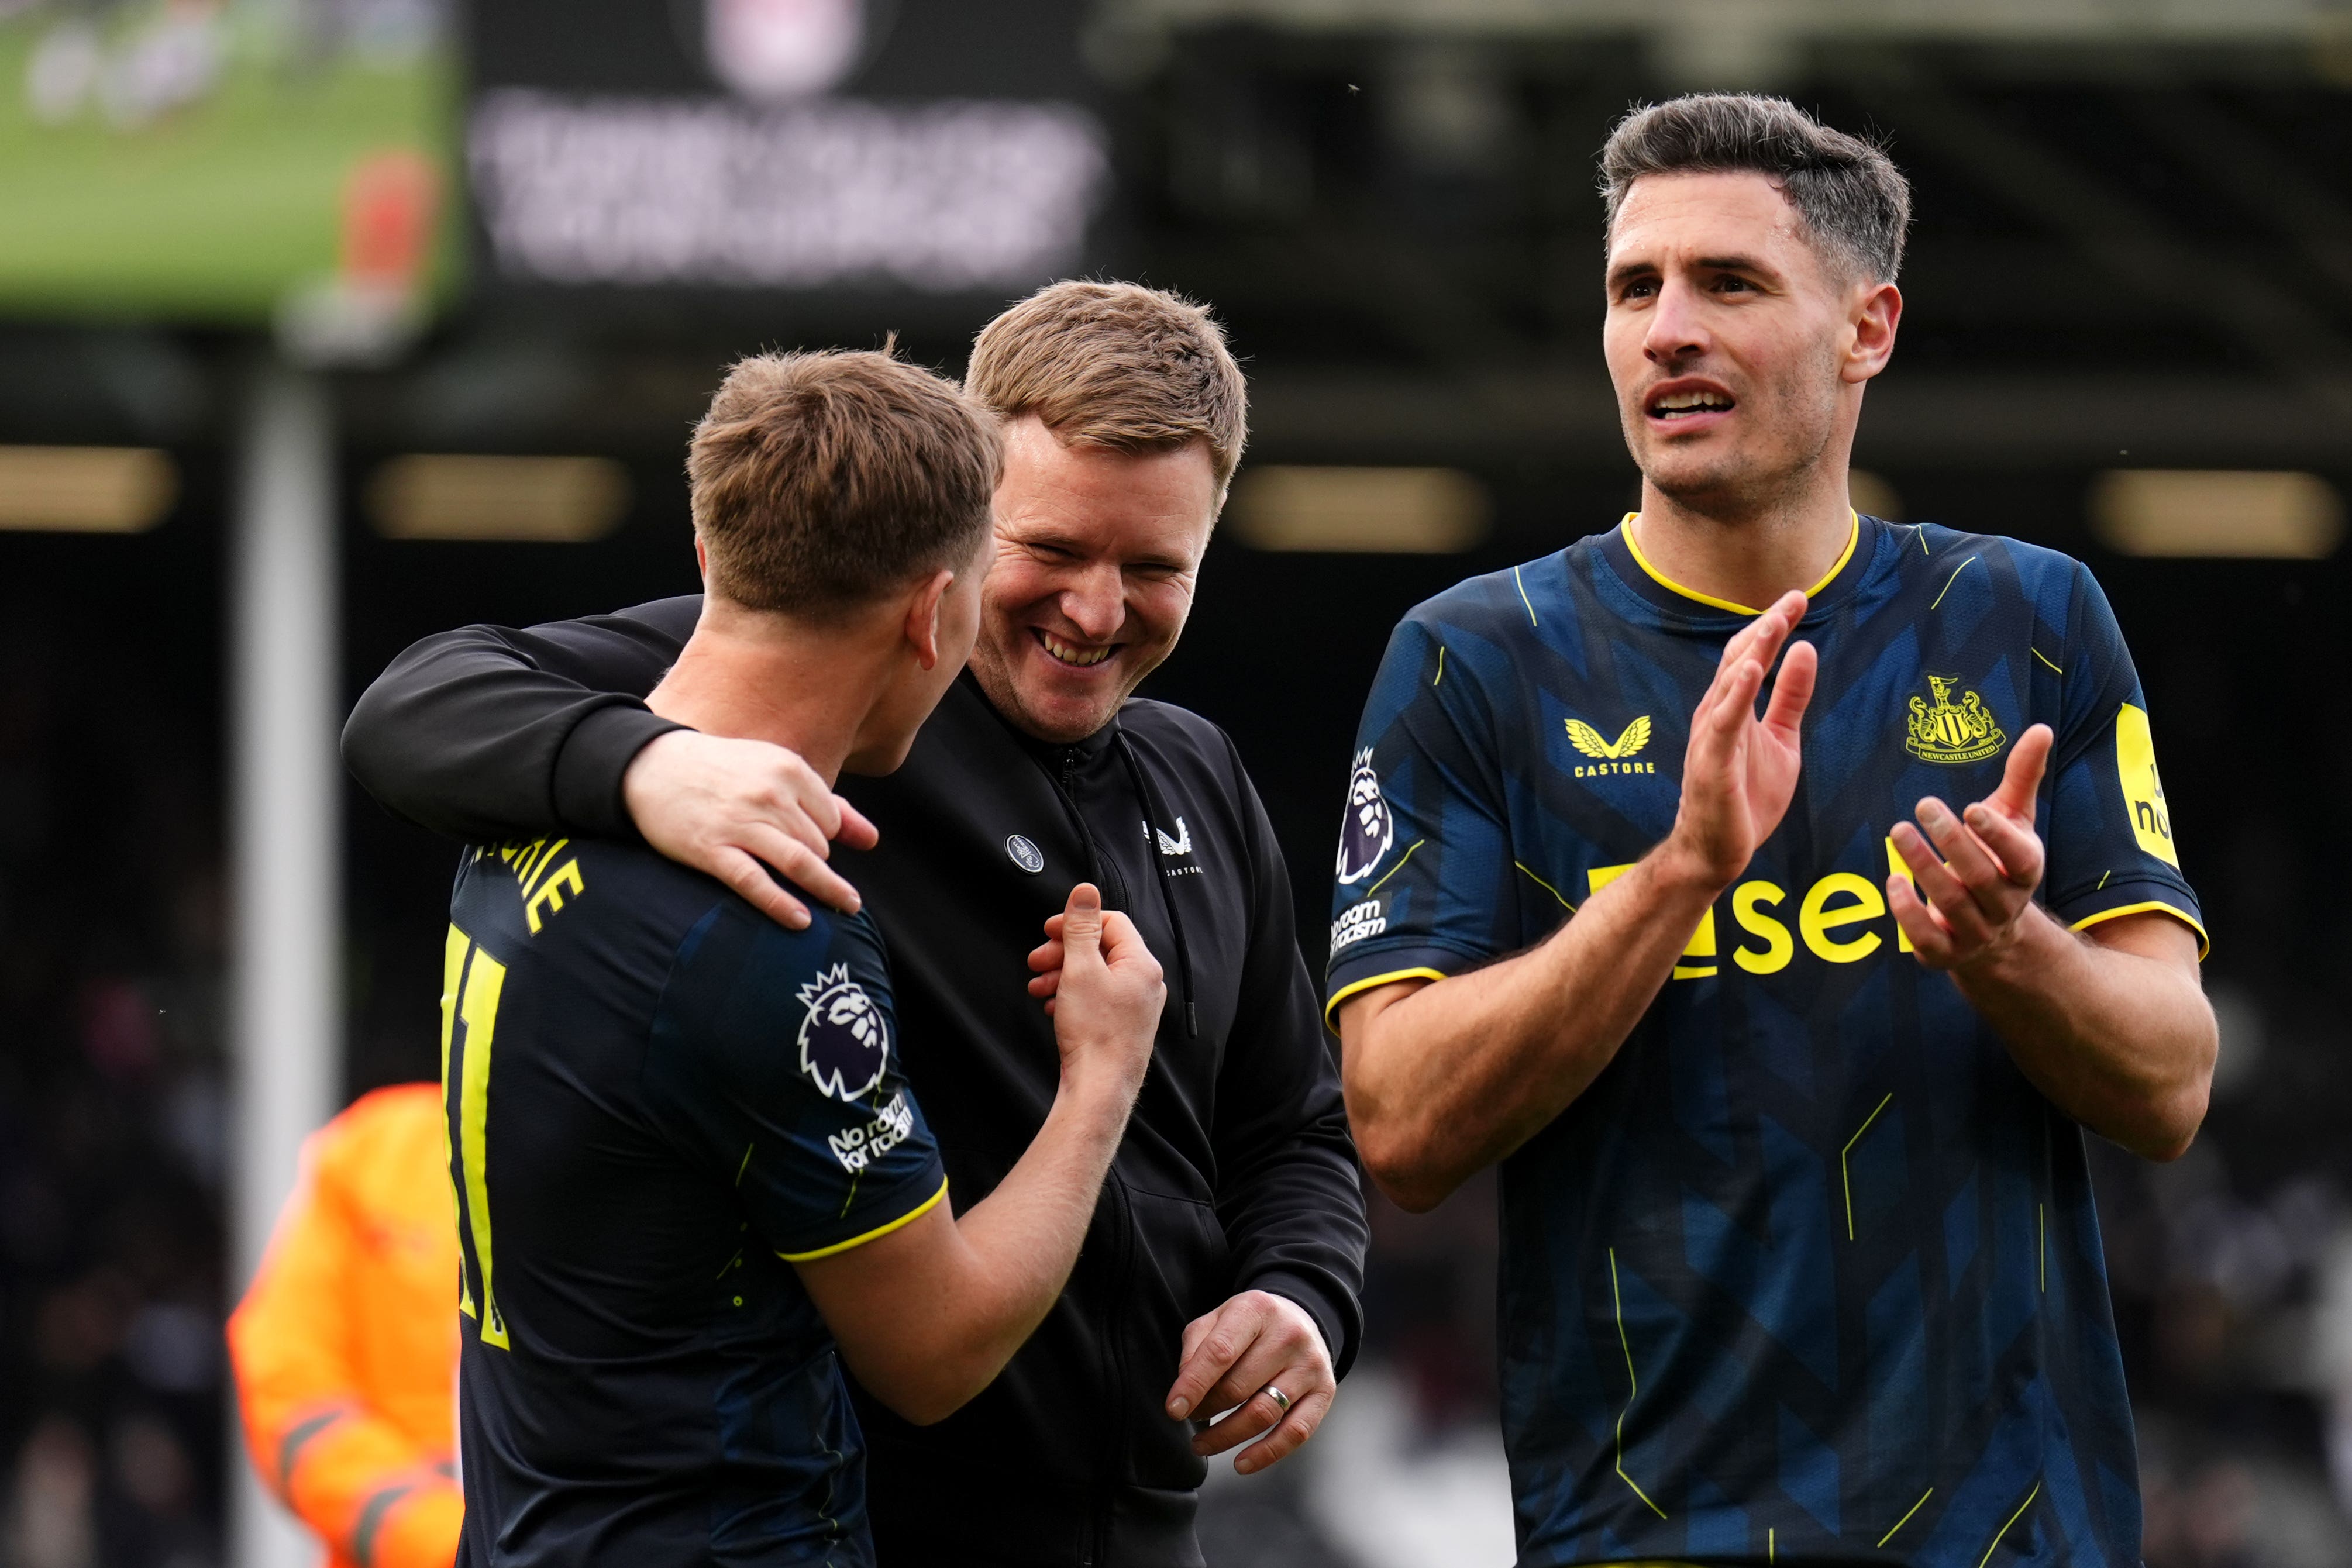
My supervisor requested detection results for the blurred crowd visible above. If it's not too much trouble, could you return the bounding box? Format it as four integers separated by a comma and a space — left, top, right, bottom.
0, 599, 228, 1568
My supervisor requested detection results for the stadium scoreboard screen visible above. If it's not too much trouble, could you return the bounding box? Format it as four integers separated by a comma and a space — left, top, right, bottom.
0, 0, 1100, 331
466, 0, 1107, 303
0, 0, 455, 326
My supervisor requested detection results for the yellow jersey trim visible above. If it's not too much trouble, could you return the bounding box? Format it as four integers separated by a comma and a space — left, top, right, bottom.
2070, 900, 2209, 961
1324, 966, 1449, 1029
779, 1177, 949, 1262
1619, 509, 1859, 616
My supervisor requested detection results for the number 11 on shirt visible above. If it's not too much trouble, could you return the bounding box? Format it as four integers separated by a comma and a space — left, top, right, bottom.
441, 923, 511, 1350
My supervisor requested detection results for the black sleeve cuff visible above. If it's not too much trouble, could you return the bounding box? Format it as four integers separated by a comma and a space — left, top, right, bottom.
1249, 1268, 1365, 1381
552, 703, 688, 840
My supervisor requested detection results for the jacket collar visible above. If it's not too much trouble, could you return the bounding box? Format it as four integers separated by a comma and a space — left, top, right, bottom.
956, 667, 1124, 767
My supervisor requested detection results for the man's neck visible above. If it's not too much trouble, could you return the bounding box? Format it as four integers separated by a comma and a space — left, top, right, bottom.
646, 606, 883, 787
1629, 472, 1856, 614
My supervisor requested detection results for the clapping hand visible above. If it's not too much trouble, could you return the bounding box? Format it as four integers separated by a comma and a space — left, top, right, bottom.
1886, 724, 2054, 970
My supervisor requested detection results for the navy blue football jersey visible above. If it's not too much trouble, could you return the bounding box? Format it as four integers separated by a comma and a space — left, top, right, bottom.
443, 835, 946, 1567
1328, 515, 2201, 1568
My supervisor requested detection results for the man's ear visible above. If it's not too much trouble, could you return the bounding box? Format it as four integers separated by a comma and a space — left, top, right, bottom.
694, 533, 710, 583
903, 568, 956, 671
1844, 281, 1903, 384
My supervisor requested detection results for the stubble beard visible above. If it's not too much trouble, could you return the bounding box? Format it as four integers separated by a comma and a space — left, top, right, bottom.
1631, 364, 1844, 525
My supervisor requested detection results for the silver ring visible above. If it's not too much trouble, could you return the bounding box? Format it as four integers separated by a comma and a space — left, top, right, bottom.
1263, 1384, 1293, 1416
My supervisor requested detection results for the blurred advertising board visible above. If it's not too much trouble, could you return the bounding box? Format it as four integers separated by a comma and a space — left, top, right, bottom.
466, 0, 1108, 304
0, 0, 455, 341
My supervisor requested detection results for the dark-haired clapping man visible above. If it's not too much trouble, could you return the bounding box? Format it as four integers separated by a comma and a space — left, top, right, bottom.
1330, 97, 2214, 1567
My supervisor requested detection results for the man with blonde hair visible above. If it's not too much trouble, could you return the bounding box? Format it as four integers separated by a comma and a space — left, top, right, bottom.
425, 347, 1167, 1567
345, 284, 1368, 1567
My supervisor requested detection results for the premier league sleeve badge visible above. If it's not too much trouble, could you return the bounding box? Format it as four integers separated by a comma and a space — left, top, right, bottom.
795, 963, 890, 1101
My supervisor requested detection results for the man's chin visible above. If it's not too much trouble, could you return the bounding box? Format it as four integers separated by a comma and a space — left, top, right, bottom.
1640, 454, 1782, 514
1008, 683, 1121, 744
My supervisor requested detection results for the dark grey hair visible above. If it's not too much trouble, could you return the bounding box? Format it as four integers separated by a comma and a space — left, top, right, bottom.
1599, 94, 1911, 284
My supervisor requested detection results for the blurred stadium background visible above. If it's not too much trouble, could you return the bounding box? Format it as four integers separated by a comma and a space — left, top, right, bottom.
3, 0, 2351, 1564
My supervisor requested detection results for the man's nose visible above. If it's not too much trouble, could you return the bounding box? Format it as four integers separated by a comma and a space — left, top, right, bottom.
1644, 275, 1709, 365
1060, 563, 1125, 640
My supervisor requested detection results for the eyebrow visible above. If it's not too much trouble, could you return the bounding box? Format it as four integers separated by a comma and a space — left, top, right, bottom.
1606, 253, 1780, 292
1015, 528, 1192, 574
1606, 259, 1658, 292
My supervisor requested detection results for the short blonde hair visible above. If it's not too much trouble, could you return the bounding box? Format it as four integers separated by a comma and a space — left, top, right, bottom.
688, 349, 1001, 618
966, 281, 1248, 490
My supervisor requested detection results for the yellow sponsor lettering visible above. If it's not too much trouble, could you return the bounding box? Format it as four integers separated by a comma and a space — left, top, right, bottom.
1590, 862, 1716, 977
1883, 838, 1914, 954
2115, 703, 2179, 869
1800, 873, 1885, 963
1585, 845, 1940, 979
1731, 881, 1793, 974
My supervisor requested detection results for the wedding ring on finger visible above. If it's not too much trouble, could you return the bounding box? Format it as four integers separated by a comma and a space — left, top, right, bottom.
1263, 1384, 1293, 1417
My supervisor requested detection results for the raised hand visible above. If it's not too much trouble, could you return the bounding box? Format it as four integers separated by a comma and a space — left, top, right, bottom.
1665, 590, 1818, 890
1888, 723, 2053, 970
1043, 884, 1164, 1095
622, 729, 878, 929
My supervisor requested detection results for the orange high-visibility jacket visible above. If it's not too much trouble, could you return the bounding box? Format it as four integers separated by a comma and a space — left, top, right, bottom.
229, 1083, 462, 1568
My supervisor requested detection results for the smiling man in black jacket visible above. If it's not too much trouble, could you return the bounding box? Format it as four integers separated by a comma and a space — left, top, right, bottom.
343, 282, 1368, 1568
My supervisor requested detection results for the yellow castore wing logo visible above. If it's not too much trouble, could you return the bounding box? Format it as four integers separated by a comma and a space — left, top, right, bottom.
1566, 716, 1651, 759
1903, 674, 2007, 765
2115, 702, 2179, 867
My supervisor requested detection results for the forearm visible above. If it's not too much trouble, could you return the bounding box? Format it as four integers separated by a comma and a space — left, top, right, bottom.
1955, 909, 2215, 1160
1346, 842, 1720, 1210
1213, 991, 1367, 1371
859, 1072, 1136, 1421
342, 609, 690, 842
1215, 1141, 1368, 1375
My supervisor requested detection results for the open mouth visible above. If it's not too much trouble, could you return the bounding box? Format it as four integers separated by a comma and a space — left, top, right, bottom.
1645, 385, 1736, 421
1035, 629, 1115, 668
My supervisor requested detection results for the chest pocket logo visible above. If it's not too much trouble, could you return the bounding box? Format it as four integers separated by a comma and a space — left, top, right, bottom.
1566, 715, 1650, 760
1565, 715, 1656, 778
1904, 673, 2008, 764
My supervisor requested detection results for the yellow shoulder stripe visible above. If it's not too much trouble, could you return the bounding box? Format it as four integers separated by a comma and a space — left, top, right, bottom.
2071, 900, 2209, 961
779, 1177, 949, 1262
1324, 966, 1449, 1029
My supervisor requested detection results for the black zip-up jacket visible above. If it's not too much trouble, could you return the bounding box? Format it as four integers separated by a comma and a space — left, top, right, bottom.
342, 597, 1368, 1568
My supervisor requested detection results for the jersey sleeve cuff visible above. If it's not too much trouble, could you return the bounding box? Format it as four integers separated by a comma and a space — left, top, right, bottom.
775, 1167, 948, 1263
1324, 940, 1485, 1029
552, 704, 686, 840
2052, 880, 2208, 959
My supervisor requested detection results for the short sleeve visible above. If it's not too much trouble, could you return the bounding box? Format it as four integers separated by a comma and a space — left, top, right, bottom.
2040, 563, 2206, 956
648, 900, 948, 1262
1325, 614, 1516, 1023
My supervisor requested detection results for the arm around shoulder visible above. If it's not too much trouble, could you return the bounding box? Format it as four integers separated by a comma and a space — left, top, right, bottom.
342, 604, 694, 842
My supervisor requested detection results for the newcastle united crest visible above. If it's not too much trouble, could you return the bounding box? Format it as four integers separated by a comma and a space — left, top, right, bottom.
1904, 673, 2007, 765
